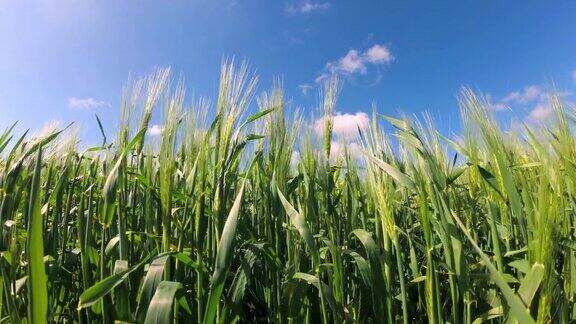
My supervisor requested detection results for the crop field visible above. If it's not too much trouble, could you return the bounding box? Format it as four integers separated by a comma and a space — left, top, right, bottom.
0, 63, 575, 323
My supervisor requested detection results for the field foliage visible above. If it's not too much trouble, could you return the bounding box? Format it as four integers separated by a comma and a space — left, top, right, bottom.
0, 63, 574, 323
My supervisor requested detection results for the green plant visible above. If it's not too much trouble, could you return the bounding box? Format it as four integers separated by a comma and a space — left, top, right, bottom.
0, 63, 574, 323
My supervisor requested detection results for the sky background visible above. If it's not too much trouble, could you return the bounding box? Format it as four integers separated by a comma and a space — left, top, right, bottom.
1, 0, 575, 145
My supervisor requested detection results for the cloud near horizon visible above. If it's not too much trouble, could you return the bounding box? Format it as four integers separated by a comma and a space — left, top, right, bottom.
314, 111, 370, 139
68, 97, 110, 110
492, 85, 571, 122
528, 104, 554, 121
314, 111, 369, 160
148, 124, 164, 136
329, 141, 362, 160
501, 85, 544, 105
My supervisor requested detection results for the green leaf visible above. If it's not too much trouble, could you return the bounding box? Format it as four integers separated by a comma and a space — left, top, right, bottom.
476, 165, 503, 197
472, 306, 504, 323
362, 150, 415, 190
345, 251, 371, 288
112, 260, 131, 320
351, 229, 387, 321
95, 114, 107, 145
508, 259, 531, 274
144, 281, 191, 324
101, 127, 147, 227
381, 115, 410, 130
136, 253, 171, 322
27, 147, 48, 324
451, 211, 535, 324
293, 272, 337, 313
276, 186, 320, 266
243, 107, 275, 126
203, 180, 247, 324
172, 252, 202, 270
221, 249, 259, 322
0, 122, 17, 155
517, 263, 544, 307
78, 255, 150, 309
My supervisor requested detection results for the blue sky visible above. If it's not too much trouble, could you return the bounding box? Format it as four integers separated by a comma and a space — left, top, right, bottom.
1, 1, 575, 144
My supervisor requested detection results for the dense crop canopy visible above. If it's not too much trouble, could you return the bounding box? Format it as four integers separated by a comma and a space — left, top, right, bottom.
0, 63, 574, 323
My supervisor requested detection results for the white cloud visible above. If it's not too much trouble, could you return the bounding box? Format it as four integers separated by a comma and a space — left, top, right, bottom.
501, 85, 544, 105
490, 102, 509, 112
329, 141, 363, 160
328, 50, 367, 74
68, 97, 110, 110
495, 84, 572, 123
298, 83, 313, 95
332, 112, 370, 138
290, 150, 301, 167
314, 73, 330, 84
301, 1, 329, 13
286, 1, 330, 14
528, 104, 553, 122
572, 70, 576, 84
313, 111, 370, 161
314, 112, 370, 140
318, 44, 393, 82
365, 44, 393, 63
148, 124, 164, 136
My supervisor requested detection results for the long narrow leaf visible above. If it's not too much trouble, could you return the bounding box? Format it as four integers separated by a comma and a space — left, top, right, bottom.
27, 147, 48, 324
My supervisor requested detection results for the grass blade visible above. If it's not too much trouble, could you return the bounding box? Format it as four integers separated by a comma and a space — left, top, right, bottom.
203, 180, 246, 324
144, 281, 191, 324
78, 255, 150, 309
451, 211, 535, 324
27, 147, 48, 324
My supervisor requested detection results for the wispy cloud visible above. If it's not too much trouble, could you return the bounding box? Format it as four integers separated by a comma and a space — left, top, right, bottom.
572, 69, 576, 83
316, 44, 394, 83
68, 97, 110, 110
492, 85, 571, 122
286, 1, 330, 14
501, 85, 544, 105
148, 124, 164, 136
528, 104, 554, 121
298, 83, 313, 95
497, 86, 549, 121
227, 0, 238, 9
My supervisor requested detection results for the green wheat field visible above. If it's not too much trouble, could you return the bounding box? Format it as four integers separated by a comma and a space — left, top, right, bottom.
1, 63, 574, 323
